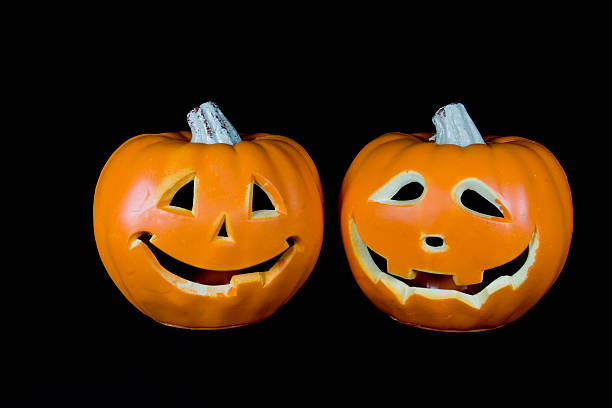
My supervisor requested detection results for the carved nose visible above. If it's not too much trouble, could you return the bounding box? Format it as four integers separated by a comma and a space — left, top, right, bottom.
215, 215, 231, 240
217, 219, 228, 238
423, 235, 446, 251
425, 236, 444, 247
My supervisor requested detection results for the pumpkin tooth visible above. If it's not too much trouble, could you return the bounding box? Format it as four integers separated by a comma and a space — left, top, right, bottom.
379, 273, 411, 302
452, 272, 483, 286
410, 287, 479, 308
230, 273, 264, 288
171, 280, 232, 297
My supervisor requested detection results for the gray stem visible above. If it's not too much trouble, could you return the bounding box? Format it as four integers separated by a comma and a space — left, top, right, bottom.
429, 103, 485, 147
187, 102, 242, 145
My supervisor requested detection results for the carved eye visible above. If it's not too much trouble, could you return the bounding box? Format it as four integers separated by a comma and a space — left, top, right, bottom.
252, 183, 275, 211
460, 189, 504, 217
369, 171, 426, 205
169, 179, 195, 211
390, 182, 425, 201
249, 181, 279, 218
160, 174, 196, 215
454, 178, 506, 219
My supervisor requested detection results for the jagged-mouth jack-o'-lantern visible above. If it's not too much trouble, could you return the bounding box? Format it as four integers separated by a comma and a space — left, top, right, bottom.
94, 102, 324, 329
339, 103, 572, 332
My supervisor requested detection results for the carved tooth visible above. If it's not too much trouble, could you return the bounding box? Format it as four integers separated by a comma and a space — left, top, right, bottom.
458, 291, 483, 309
379, 273, 408, 302
172, 280, 232, 297
259, 271, 269, 286
487, 276, 513, 295
412, 287, 481, 309
230, 272, 264, 288
453, 271, 483, 286
401, 285, 415, 304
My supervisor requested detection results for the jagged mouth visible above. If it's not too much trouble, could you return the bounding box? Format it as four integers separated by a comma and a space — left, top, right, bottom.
348, 219, 539, 308
138, 233, 295, 286
367, 245, 530, 295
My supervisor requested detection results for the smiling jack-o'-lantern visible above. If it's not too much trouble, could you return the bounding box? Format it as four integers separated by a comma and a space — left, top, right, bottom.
339, 103, 572, 331
94, 102, 324, 329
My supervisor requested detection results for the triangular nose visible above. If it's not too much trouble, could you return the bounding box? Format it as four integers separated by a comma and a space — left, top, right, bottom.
216, 216, 229, 239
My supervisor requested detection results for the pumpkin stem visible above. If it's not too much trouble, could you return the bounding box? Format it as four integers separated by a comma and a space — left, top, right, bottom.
187, 102, 242, 145
429, 103, 485, 147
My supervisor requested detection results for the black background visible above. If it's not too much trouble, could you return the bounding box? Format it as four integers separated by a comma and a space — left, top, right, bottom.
7, 14, 602, 405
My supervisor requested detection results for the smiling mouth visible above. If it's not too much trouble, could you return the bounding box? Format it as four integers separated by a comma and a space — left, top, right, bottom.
349, 219, 539, 308
138, 233, 295, 286
367, 245, 530, 296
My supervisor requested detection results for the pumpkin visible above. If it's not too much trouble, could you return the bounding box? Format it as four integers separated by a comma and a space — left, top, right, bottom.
94, 102, 324, 329
339, 103, 572, 331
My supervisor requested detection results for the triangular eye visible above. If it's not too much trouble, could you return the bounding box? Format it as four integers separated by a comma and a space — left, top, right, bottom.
169, 179, 195, 211
391, 182, 424, 201
251, 183, 276, 211
460, 189, 504, 218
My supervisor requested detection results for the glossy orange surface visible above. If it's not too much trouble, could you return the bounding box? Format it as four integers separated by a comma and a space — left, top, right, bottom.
94, 131, 323, 329
340, 132, 572, 331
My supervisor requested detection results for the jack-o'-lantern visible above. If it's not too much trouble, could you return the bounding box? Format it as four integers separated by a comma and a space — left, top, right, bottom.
94, 102, 324, 329
339, 103, 572, 331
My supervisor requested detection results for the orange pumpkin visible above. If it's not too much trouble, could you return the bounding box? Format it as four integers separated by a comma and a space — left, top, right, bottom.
94, 102, 324, 329
339, 103, 572, 331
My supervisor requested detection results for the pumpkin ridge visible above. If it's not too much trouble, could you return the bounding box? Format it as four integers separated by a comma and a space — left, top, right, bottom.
251, 136, 324, 203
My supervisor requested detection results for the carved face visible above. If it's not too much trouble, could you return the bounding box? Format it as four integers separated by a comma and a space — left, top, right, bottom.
340, 132, 572, 331
94, 132, 324, 329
